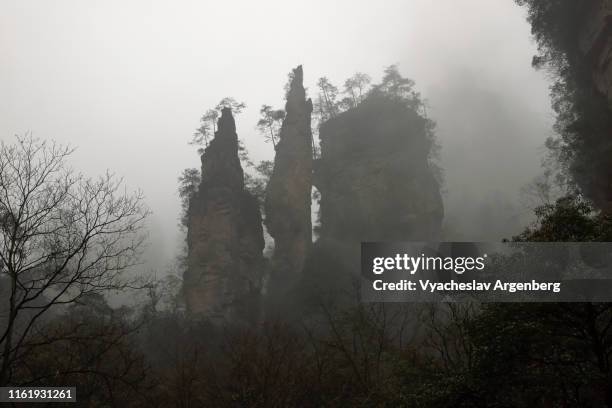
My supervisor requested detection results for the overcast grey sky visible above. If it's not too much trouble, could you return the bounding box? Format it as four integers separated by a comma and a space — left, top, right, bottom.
1, 0, 554, 265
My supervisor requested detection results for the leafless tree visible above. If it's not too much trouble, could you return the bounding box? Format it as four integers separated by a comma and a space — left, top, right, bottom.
0, 135, 149, 385
419, 303, 478, 373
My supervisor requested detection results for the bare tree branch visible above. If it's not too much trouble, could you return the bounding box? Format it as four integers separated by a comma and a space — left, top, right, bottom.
0, 135, 150, 385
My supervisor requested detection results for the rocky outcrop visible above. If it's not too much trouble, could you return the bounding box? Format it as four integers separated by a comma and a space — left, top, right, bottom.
580, 0, 612, 107
290, 94, 445, 313
183, 108, 265, 323
264, 66, 314, 297
314, 94, 443, 244
577, 0, 612, 211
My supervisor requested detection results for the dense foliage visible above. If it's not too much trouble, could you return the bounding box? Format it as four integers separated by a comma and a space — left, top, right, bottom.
516, 0, 612, 209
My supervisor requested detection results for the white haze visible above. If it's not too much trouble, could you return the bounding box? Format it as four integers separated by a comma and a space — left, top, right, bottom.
1, 0, 554, 273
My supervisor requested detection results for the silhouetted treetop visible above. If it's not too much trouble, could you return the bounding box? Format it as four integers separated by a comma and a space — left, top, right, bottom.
190, 97, 246, 152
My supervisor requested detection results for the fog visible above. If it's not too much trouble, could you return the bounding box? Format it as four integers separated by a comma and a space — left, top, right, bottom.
1, 0, 553, 270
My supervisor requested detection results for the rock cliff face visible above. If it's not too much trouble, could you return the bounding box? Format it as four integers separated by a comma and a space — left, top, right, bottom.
183, 108, 265, 323
580, 0, 612, 107
314, 95, 443, 244
264, 66, 314, 296
577, 0, 612, 211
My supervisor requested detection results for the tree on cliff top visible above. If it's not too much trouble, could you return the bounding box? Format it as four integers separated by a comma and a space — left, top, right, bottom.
311, 66, 441, 184
315, 77, 341, 122
256, 105, 285, 148
190, 97, 246, 152
314, 65, 428, 121
342, 72, 371, 109
370, 65, 427, 113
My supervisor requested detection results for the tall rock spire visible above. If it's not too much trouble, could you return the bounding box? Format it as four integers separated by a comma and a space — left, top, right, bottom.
183, 108, 265, 323
264, 66, 314, 301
